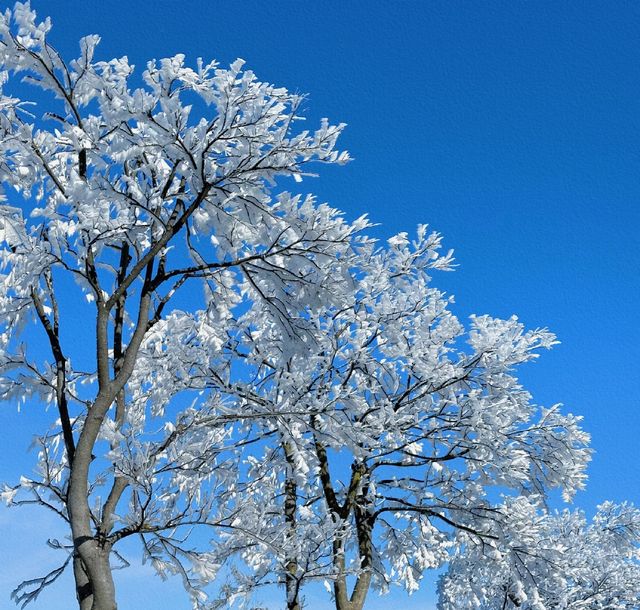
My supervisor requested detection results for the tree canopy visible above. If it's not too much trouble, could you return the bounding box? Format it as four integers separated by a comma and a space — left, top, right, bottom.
0, 4, 638, 610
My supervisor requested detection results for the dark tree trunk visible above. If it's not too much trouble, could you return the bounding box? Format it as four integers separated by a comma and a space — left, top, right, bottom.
283, 442, 302, 610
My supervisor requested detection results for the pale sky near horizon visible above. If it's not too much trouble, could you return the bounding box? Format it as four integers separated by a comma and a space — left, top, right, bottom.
1, 1, 639, 609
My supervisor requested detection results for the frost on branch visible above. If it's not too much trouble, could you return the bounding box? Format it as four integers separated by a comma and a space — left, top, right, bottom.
439, 499, 640, 610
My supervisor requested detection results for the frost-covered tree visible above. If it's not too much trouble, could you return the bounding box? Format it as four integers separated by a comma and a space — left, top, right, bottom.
204, 229, 591, 610
0, 4, 367, 610
0, 4, 626, 610
438, 499, 640, 610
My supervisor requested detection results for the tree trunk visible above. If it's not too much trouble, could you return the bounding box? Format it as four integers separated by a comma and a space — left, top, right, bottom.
71, 545, 116, 610
332, 567, 371, 610
284, 477, 301, 610
332, 537, 351, 610
82, 545, 117, 610
68, 388, 119, 610
349, 502, 373, 610
331, 502, 373, 610
73, 556, 93, 610
283, 443, 301, 610
66, 295, 151, 610
331, 534, 370, 610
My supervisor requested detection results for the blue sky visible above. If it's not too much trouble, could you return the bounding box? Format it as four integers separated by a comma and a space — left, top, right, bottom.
1, 1, 639, 608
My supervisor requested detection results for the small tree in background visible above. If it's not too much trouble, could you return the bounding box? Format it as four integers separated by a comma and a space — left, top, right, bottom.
439, 500, 640, 610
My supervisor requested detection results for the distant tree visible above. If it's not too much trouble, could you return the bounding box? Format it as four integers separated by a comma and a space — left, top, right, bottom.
0, 4, 364, 610
208, 228, 591, 610
438, 499, 640, 610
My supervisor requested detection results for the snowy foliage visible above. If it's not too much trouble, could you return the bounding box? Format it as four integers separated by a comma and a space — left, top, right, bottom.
439, 500, 640, 610
0, 4, 636, 610
208, 230, 593, 609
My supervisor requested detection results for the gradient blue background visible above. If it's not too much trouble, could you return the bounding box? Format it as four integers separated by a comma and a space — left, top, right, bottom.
1, 1, 639, 608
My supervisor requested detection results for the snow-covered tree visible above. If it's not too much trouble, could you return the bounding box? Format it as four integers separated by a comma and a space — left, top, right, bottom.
438, 500, 640, 610
0, 4, 367, 609
204, 229, 591, 610
0, 4, 628, 610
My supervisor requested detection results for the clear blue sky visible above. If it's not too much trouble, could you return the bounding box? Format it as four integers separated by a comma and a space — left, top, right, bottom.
1, 1, 639, 608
